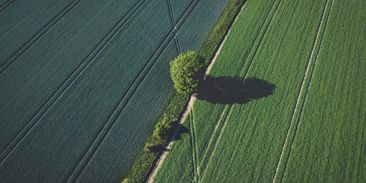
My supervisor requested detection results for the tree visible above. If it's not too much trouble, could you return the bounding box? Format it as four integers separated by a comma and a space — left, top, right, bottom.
170, 51, 204, 95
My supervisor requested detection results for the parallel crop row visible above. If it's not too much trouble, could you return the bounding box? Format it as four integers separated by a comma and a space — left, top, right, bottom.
0, 0, 230, 182
282, 0, 366, 181
156, 0, 332, 182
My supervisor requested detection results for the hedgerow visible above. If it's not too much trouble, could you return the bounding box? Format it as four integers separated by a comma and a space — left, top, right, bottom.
122, 0, 246, 182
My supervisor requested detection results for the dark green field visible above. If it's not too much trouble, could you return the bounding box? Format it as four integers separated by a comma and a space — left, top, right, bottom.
0, 0, 229, 182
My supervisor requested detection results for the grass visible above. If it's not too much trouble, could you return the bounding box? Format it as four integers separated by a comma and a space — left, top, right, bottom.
280, 0, 366, 182
272, 0, 334, 180
154, 0, 360, 182
0, 0, 230, 182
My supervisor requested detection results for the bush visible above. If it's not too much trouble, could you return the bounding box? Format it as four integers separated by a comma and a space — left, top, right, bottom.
122, 0, 245, 182
170, 51, 204, 95
199, 0, 245, 65
122, 93, 188, 183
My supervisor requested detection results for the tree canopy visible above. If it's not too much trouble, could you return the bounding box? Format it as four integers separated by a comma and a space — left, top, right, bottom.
170, 51, 203, 95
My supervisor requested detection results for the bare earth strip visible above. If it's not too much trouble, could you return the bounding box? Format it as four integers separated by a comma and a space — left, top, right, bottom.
146, 3, 247, 182
147, 95, 195, 183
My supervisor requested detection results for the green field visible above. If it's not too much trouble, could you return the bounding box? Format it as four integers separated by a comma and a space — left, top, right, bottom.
279, 0, 366, 181
156, 0, 366, 182
0, 0, 230, 182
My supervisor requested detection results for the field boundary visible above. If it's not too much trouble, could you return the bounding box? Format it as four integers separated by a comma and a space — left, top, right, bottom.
121, 1, 247, 182
65, 0, 206, 181
145, 95, 196, 183
145, 1, 248, 183
0, 0, 80, 74
0, 0, 148, 166
272, 0, 334, 181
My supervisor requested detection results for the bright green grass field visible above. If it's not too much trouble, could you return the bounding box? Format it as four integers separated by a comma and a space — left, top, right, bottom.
280, 0, 366, 182
156, 0, 366, 182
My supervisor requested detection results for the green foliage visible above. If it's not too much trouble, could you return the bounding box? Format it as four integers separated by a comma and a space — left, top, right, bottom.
122, 0, 245, 182
170, 51, 203, 95
122, 93, 188, 183
157, 0, 366, 182
199, 0, 246, 65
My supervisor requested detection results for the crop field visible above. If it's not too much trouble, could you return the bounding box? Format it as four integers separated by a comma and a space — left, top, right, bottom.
156, 0, 366, 182
0, 0, 230, 182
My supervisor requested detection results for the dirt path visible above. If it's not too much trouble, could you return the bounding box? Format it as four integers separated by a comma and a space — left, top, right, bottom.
146, 95, 195, 183
146, 3, 246, 182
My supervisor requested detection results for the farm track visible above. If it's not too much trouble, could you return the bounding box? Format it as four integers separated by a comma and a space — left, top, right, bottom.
0, 0, 15, 13
166, 0, 181, 53
174, 35, 182, 54
198, 106, 229, 171
190, 108, 200, 182
0, 0, 147, 166
200, 106, 232, 181
147, 95, 196, 183
272, 0, 334, 182
192, 109, 201, 182
148, 2, 246, 181
198, 0, 283, 179
0, 0, 80, 74
223, 0, 301, 173
193, 110, 200, 182
65, 0, 205, 181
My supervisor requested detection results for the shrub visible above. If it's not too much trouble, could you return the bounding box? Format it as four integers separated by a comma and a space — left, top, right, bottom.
122, 0, 245, 182
170, 51, 204, 95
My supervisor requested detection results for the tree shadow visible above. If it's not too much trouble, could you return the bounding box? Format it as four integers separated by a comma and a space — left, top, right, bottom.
172, 125, 189, 141
148, 145, 169, 154
197, 76, 275, 104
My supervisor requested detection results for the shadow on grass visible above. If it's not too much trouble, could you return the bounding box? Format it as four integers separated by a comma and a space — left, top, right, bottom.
148, 145, 169, 154
148, 126, 189, 151
172, 125, 189, 141
197, 76, 276, 104
170, 77, 275, 143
